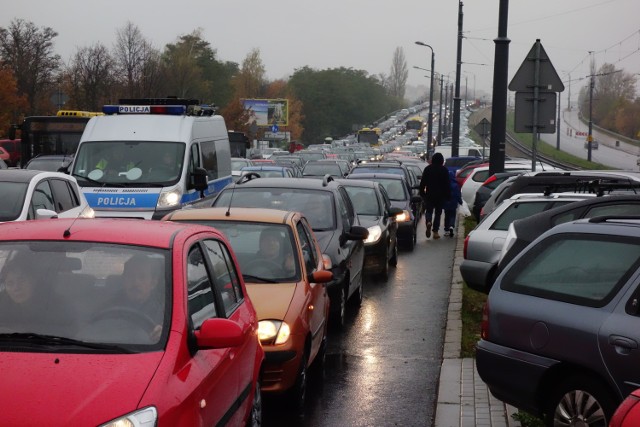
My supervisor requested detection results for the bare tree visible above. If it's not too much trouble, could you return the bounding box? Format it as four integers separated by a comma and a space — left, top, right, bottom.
0, 19, 61, 114
388, 47, 408, 99
65, 43, 115, 111
113, 21, 161, 98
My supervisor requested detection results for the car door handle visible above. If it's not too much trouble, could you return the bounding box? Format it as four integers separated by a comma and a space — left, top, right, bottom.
609, 335, 638, 351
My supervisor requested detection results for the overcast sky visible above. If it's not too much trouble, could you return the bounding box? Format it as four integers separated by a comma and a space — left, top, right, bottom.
4, 0, 639, 102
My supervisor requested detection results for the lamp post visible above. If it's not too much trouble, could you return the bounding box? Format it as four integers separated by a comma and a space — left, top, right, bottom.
415, 42, 435, 150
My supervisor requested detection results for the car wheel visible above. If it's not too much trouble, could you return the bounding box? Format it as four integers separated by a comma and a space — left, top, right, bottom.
289, 351, 308, 416
245, 378, 262, 427
350, 278, 363, 307
379, 245, 390, 281
545, 375, 617, 427
406, 230, 416, 251
389, 239, 398, 267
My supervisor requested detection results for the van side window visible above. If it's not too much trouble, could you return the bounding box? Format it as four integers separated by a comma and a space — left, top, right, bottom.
201, 140, 218, 180
187, 145, 200, 190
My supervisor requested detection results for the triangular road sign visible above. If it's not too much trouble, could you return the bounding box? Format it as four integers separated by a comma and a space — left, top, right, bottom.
509, 40, 565, 92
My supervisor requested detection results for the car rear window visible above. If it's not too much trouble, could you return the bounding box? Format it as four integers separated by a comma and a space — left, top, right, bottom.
490, 201, 573, 231
214, 188, 336, 231
501, 234, 640, 307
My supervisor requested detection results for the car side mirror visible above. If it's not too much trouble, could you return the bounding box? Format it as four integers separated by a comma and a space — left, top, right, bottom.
192, 167, 208, 192
195, 318, 243, 349
345, 225, 369, 241
309, 270, 333, 284
35, 208, 58, 220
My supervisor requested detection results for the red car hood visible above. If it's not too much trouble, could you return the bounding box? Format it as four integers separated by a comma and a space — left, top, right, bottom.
0, 351, 164, 425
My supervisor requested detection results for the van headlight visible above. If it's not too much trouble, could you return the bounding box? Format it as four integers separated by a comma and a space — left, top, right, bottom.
99, 406, 157, 427
258, 320, 290, 345
365, 225, 382, 244
157, 186, 183, 208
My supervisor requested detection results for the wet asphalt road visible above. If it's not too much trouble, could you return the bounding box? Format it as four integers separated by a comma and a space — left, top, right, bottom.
263, 219, 458, 426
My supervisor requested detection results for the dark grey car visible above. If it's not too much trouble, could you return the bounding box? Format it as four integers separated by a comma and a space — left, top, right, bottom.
477, 216, 640, 426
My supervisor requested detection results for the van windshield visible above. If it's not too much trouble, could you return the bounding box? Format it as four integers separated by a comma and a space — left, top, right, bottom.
72, 141, 186, 187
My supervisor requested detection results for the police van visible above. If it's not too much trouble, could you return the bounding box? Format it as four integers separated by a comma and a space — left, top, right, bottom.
69, 98, 232, 219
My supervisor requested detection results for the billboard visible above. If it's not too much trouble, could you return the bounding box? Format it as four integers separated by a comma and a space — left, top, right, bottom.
242, 98, 289, 127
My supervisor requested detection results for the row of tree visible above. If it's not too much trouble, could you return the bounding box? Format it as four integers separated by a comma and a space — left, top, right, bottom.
577, 63, 639, 140
0, 19, 408, 144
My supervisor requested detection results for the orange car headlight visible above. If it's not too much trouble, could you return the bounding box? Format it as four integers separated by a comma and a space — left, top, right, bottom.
258, 320, 291, 345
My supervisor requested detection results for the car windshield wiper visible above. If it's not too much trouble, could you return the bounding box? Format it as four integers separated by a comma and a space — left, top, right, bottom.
0, 333, 136, 353
241, 274, 278, 284
71, 172, 126, 188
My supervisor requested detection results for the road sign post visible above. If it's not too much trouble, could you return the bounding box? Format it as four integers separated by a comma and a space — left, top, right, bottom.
509, 39, 564, 171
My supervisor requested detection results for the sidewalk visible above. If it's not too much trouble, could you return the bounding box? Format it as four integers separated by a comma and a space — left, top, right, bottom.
434, 219, 520, 427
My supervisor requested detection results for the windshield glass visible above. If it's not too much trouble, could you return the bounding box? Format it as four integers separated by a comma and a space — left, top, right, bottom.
214, 188, 336, 231
0, 182, 28, 221
0, 242, 170, 352
303, 163, 342, 177
192, 221, 300, 282
344, 186, 381, 216
72, 141, 185, 187
371, 178, 408, 201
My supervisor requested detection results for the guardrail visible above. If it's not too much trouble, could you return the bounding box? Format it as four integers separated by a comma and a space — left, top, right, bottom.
505, 132, 581, 171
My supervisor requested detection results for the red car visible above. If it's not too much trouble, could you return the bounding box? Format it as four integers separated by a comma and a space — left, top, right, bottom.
0, 219, 263, 426
611, 389, 640, 427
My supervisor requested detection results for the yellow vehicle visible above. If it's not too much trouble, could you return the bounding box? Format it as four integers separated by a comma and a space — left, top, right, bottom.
405, 116, 425, 136
357, 127, 380, 146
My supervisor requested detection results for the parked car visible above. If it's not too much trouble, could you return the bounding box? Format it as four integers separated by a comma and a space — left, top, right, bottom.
210, 176, 368, 328
347, 173, 421, 250
497, 194, 640, 285
584, 139, 599, 149
461, 192, 595, 294
480, 170, 640, 222
0, 218, 264, 426
24, 154, 74, 172
163, 207, 332, 411
0, 169, 94, 222
460, 163, 532, 206
471, 171, 523, 222
610, 388, 640, 427
444, 156, 480, 174
337, 178, 402, 281
477, 216, 640, 426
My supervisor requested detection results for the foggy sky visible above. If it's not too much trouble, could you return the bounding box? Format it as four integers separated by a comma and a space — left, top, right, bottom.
4, 0, 639, 101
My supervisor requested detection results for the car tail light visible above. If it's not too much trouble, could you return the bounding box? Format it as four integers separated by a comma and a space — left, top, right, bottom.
482, 175, 497, 186
480, 302, 490, 340
610, 393, 640, 427
463, 234, 470, 259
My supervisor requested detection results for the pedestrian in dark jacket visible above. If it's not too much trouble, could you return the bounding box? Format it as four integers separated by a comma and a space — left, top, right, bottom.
443, 170, 463, 237
419, 152, 451, 239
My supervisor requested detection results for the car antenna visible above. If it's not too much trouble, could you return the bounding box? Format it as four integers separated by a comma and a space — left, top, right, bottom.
225, 185, 236, 217
63, 212, 83, 238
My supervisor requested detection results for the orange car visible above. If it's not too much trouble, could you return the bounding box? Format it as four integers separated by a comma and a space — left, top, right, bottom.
163, 207, 332, 412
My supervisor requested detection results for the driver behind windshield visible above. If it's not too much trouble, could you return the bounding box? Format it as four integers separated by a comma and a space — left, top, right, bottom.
115, 255, 165, 341
0, 255, 76, 335
257, 227, 295, 276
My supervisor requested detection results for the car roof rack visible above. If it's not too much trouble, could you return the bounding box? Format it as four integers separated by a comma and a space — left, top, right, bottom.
322, 174, 334, 186
589, 215, 640, 223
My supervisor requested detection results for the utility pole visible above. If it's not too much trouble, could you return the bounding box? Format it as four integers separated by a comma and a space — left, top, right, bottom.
438, 74, 444, 145
567, 72, 572, 111
587, 52, 594, 162
488, 0, 510, 175
556, 88, 561, 150
451, 0, 464, 157
444, 83, 449, 139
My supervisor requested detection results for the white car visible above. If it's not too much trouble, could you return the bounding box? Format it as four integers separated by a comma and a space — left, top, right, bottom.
460, 163, 531, 206
0, 170, 94, 222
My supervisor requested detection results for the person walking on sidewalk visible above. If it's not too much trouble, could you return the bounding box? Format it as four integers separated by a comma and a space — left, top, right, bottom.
443, 170, 462, 237
419, 152, 451, 239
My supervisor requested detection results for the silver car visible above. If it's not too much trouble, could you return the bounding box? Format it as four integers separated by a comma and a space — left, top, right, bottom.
460, 192, 595, 293
476, 216, 640, 425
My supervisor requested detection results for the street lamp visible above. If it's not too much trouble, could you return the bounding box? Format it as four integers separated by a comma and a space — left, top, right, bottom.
415, 41, 435, 150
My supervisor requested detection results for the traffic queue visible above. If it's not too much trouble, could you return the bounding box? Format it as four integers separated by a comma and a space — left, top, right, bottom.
0, 98, 440, 426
